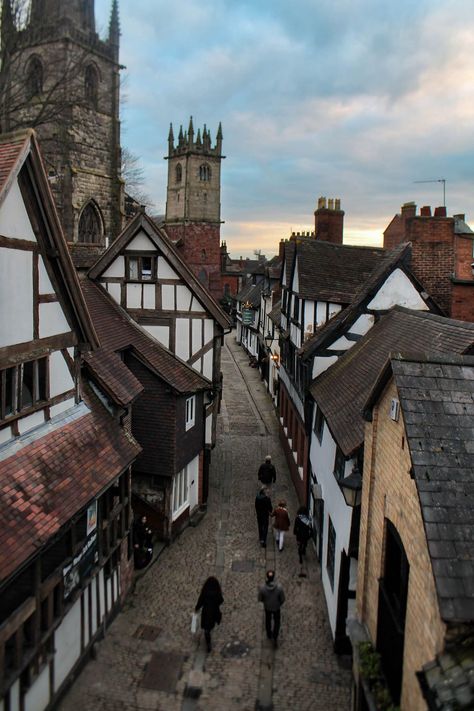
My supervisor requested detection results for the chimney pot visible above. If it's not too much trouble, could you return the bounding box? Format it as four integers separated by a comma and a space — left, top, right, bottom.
401, 202, 417, 218
318, 196, 327, 210
434, 206, 447, 217
420, 206, 432, 217
328, 198, 334, 210
335, 198, 341, 211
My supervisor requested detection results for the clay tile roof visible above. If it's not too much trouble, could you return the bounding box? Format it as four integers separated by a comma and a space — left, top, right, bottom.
81, 280, 210, 393
296, 240, 386, 302
310, 307, 474, 457
0, 400, 140, 584
83, 348, 143, 406
391, 354, 474, 623
0, 130, 31, 203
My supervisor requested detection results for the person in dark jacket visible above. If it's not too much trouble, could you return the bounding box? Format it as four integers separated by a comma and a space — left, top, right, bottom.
272, 500, 290, 551
258, 454, 276, 487
258, 570, 285, 647
293, 506, 312, 570
255, 487, 273, 547
195, 576, 224, 652
133, 515, 153, 569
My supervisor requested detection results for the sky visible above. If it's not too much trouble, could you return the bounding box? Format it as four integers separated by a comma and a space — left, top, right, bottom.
95, 0, 474, 258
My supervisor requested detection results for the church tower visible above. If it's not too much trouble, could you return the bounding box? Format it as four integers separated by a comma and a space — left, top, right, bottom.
164, 118, 224, 299
0, 0, 124, 264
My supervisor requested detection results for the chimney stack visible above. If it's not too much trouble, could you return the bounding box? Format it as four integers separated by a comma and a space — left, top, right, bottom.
314, 196, 344, 245
401, 202, 416, 219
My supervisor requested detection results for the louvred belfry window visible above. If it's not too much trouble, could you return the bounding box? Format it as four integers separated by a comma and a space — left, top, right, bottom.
78, 202, 103, 244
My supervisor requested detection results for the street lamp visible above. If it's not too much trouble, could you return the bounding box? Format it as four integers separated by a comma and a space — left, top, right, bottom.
339, 464, 362, 507
264, 331, 273, 348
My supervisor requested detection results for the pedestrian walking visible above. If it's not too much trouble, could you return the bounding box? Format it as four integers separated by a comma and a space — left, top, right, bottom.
258, 570, 285, 648
272, 500, 290, 551
195, 576, 223, 653
258, 454, 276, 487
293, 506, 312, 574
132, 514, 153, 569
255, 487, 273, 547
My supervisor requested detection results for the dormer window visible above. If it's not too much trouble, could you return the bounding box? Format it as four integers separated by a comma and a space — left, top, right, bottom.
126, 255, 156, 282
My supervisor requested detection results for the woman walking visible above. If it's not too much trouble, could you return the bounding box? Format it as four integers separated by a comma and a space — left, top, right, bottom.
272, 500, 290, 551
293, 506, 312, 572
195, 576, 224, 652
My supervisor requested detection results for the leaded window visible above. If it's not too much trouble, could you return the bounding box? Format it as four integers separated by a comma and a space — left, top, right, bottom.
78, 202, 103, 244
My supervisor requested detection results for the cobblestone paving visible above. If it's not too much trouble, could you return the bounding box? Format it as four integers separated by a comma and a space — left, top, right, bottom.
59, 335, 351, 711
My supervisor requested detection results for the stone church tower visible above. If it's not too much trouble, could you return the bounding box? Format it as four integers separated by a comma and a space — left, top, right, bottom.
164, 118, 224, 300
0, 0, 124, 262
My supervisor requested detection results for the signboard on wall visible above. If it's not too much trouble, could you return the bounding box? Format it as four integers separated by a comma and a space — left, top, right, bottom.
242, 308, 253, 325
63, 531, 98, 599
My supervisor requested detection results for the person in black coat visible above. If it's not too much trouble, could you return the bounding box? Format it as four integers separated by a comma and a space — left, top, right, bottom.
258, 454, 276, 487
195, 576, 224, 652
255, 487, 273, 547
293, 506, 312, 568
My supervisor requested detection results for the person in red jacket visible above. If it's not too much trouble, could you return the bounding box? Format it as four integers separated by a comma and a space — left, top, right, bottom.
272, 500, 290, 551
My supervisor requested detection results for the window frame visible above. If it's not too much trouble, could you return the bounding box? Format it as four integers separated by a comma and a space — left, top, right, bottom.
314, 405, 325, 443
326, 516, 336, 590
125, 255, 157, 282
185, 395, 195, 431
0, 357, 48, 423
172, 466, 189, 519
333, 445, 346, 482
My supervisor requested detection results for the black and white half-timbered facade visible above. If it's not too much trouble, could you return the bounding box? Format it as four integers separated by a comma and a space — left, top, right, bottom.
0, 131, 141, 710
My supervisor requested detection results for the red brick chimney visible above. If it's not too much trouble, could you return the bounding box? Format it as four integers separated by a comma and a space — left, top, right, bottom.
314, 196, 344, 244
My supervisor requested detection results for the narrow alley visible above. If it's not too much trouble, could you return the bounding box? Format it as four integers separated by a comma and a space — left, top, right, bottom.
59, 335, 351, 711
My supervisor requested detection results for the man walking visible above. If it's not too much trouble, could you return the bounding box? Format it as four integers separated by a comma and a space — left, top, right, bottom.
258, 454, 276, 487
258, 570, 285, 648
255, 487, 273, 547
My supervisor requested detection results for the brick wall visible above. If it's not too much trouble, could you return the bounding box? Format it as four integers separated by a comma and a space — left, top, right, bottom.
451, 283, 474, 321
358, 379, 446, 710
165, 222, 222, 300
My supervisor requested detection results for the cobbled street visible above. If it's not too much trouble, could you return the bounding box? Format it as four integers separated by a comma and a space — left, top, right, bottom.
59, 335, 351, 711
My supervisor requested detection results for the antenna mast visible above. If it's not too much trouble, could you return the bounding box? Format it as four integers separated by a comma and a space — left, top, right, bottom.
413, 178, 446, 207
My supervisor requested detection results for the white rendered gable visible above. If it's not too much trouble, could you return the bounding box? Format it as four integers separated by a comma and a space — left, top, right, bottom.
368, 269, 429, 311
0, 247, 34, 347
0, 178, 36, 241
127, 230, 156, 251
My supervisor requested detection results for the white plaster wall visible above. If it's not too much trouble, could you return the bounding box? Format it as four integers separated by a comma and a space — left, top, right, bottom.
98, 569, 105, 621
316, 301, 327, 327
203, 349, 213, 380
368, 269, 429, 311
0, 179, 36, 241
39, 302, 70, 339
0, 425, 13, 445
91, 578, 98, 635
50, 398, 76, 419
204, 319, 214, 345
143, 325, 169, 349
162, 284, 175, 310
328, 303, 342, 319
0, 248, 33, 347
38, 257, 54, 294
54, 598, 82, 691
49, 351, 74, 398
102, 256, 124, 278
191, 296, 205, 313
17, 410, 45, 435
143, 284, 155, 309
290, 322, 301, 348
206, 411, 212, 445
281, 313, 287, 331
158, 257, 179, 280
107, 282, 121, 305
309, 425, 353, 638
304, 300, 315, 333
127, 231, 155, 251
24, 663, 50, 711
106, 577, 112, 614
293, 259, 299, 292
126, 284, 141, 309
83, 588, 90, 647
330, 335, 355, 351
177, 284, 192, 311
192, 320, 202, 355
9, 679, 20, 711
350, 313, 375, 336
176, 318, 190, 361
312, 355, 338, 379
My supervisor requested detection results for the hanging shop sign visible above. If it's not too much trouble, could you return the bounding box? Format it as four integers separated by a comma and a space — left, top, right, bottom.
63, 530, 98, 599
242, 308, 254, 325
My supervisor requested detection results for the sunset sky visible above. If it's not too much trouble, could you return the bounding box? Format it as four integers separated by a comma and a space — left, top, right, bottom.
96, 0, 474, 258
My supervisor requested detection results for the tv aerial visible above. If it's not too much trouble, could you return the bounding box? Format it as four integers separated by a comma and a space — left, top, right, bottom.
413, 178, 446, 207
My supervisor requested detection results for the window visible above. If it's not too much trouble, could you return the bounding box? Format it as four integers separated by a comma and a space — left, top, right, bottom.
293, 295, 299, 321
175, 163, 182, 183
84, 64, 98, 107
0, 358, 47, 421
334, 446, 346, 482
199, 163, 211, 181
172, 466, 189, 518
326, 517, 336, 589
126, 256, 156, 281
26, 56, 43, 99
78, 202, 103, 244
314, 406, 324, 443
185, 395, 195, 431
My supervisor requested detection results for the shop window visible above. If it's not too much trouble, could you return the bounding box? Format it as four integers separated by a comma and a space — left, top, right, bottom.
126, 255, 156, 281
0, 358, 48, 422
185, 395, 195, 431
326, 517, 336, 590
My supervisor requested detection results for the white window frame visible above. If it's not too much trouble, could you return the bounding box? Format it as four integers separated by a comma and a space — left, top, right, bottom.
185, 395, 195, 431
172, 466, 189, 519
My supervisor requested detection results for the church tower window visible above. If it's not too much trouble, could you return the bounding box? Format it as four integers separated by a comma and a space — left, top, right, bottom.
84, 64, 99, 107
78, 201, 103, 244
175, 163, 182, 183
199, 164, 211, 181
25, 57, 43, 99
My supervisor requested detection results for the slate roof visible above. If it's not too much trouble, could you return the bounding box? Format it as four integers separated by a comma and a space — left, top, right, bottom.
310, 307, 474, 457
294, 239, 386, 302
299, 242, 438, 360
81, 280, 211, 394
0, 395, 140, 584
83, 348, 143, 407
389, 354, 474, 623
420, 633, 474, 709
268, 300, 282, 328
236, 280, 264, 307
